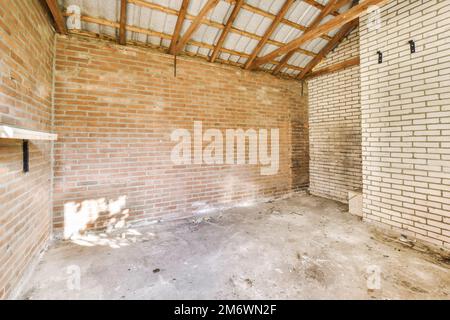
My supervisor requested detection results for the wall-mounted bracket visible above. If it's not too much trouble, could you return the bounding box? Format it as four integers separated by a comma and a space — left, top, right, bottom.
377, 51, 383, 64
23, 140, 29, 173
409, 40, 416, 53
1, 125, 57, 173
174, 54, 177, 77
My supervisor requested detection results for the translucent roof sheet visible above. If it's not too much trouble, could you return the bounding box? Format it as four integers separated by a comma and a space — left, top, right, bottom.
58, 0, 355, 79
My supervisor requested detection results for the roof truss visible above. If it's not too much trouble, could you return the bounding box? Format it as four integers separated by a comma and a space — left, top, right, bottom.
273, 0, 349, 75
244, 0, 295, 69
297, 19, 359, 79
249, 0, 387, 69
209, 0, 244, 63
58, 0, 386, 81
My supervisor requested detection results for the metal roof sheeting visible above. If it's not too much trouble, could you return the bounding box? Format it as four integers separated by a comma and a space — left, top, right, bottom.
58, 0, 353, 78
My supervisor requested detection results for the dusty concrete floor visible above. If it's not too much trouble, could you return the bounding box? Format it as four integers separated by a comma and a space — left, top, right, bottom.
22, 193, 449, 300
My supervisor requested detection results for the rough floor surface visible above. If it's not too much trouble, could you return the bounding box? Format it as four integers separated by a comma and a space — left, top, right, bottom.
22, 194, 450, 300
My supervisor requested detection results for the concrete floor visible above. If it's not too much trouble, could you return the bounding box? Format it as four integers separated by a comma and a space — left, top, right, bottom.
22, 193, 449, 300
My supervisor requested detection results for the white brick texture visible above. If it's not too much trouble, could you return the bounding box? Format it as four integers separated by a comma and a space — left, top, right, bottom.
308, 28, 362, 203
360, 0, 450, 248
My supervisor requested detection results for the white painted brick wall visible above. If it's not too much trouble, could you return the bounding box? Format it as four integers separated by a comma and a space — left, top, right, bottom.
360, 0, 450, 249
308, 28, 362, 203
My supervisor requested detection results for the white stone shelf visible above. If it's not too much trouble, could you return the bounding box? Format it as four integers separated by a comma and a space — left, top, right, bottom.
0, 125, 57, 141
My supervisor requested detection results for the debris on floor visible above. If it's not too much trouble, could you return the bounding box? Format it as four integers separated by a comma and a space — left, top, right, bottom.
21, 194, 450, 300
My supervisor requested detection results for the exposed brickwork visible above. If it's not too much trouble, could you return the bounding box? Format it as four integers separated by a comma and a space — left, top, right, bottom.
360, 0, 450, 248
307, 28, 362, 203
53, 34, 309, 234
0, 0, 55, 299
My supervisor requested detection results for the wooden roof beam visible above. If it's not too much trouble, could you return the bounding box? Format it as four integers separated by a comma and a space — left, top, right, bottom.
272, 0, 350, 75
210, 0, 244, 63
63, 14, 304, 73
45, 0, 67, 34
305, 56, 360, 79
169, 0, 190, 54
172, 0, 219, 55
297, 19, 358, 79
249, 0, 387, 70
244, 0, 295, 69
118, 0, 127, 45
130, 0, 333, 42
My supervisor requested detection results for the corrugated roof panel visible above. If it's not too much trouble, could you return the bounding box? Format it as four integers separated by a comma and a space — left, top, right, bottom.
237, 56, 247, 65
228, 54, 241, 64
235, 36, 258, 55
288, 52, 313, 68
317, 0, 329, 5
56, 0, 356, 79
161, 38, 171, 48
151, 0, 172, 10
284, 68, 300, 76
252, 0, 283, 15
218, 52, 231, 61
271, 23, 302, 44
232, 8, 269, 37
197, 46, 211, 57
301, 37, 328, 54
185, 43, 200, 55
192, 24, 221, 45
285, 1, 320, 26
258, 42, 279, 57
209, 0, 232, 24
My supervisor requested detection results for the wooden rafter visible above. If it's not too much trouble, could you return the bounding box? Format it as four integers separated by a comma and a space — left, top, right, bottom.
305, 56, 360, 79
59, 0, 381, 81
210, 0, 244, 63
301, 0, 340, 15
297, 19, 358, 79
130, 0, 333, 42
128, 0, 317, 57
45, 0, 67, 34
126, 0, 331, 58
63, 13, 304, 74
169, 0, 190, 54
244, 0, 295, 70
118, 0, 128, 45
172, 0, 219, 55
273, 0, 348, 75
249, 0, 387, 70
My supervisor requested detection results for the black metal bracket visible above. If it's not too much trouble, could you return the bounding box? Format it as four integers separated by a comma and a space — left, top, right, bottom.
409, 40, 416, 53
174, 54, 177, 77
377, 51, 383, 64
23, 140, 29, 173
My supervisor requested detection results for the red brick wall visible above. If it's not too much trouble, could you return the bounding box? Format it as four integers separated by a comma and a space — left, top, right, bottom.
0, 0, 55, 299
53, 34, 308, 234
